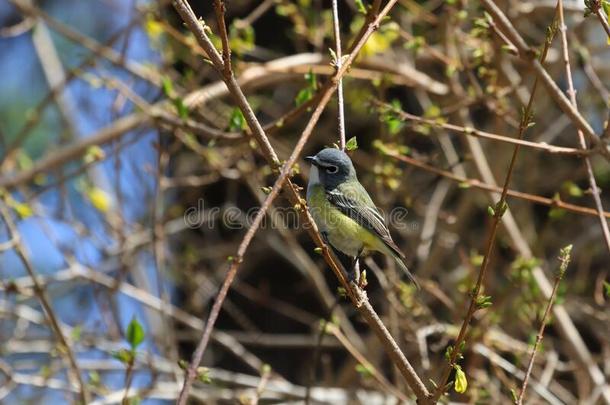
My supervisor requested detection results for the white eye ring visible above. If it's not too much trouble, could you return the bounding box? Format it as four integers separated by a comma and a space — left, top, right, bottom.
326, 165, 338, 174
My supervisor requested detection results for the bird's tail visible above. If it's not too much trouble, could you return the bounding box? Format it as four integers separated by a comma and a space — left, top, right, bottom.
391, 252, 420, 289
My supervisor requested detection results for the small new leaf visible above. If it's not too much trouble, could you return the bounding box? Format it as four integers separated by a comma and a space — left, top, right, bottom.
475, 295, 493, 309
84, 145, 105, 164
126, 316, 145, 350
494, 200, 508, 218
345, 136, 358, 151
487, 205, 495, 217
161, 76, 174, 98
355, 363, 373, 379
355, 0, 367, 14
329, 48, 337, 65
228, 108, 246, 131
197, 367, 212, 384
112, 348, 134, 364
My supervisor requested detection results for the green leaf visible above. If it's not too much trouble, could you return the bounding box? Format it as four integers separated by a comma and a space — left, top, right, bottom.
603, 0, 610, 17
548, 207, 567, 220
355, 0, 367, 14
345, 136, 358, 151
562, 181, 583, 197
197, 367, 212, 384
126, 316, 145, 350
295, 71, 317, 106
305, 70, 317, 89
355, 363, 373, 378
127, 396, 141, 405
16, 150, 34, 170
295, 88, 313, 106
161, 76, 174, 98
229, 22, 255, 56
475, 295, 493, 309
71, 325, 82, 341
174, 98, 189, 119
112, 348, 134, 364
470, 252, 484, 267
603, 281, 610, 298
228, 108, 246, 131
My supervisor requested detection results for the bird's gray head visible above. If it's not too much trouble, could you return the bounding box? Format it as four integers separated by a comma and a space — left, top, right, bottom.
305, 148, 357, 190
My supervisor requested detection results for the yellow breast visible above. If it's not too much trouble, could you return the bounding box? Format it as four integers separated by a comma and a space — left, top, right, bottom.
306, 184, 382, 256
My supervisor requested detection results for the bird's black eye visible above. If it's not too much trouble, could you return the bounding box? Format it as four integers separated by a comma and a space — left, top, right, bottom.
326, 165, 338, 174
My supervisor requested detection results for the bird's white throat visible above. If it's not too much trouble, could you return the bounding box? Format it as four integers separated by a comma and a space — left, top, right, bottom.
306, 165, 320, 199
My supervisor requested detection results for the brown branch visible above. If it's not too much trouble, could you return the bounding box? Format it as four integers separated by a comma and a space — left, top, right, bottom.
213, 0, 232, 75
172, 0, 430, 403
516, 245, 572, 404
592, 3, 610, 38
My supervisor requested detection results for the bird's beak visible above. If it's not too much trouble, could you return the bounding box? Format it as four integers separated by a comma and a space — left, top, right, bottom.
305, 155, 317, 165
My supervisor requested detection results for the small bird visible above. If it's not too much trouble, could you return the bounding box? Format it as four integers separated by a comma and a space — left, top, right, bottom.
305, 148, 418, 286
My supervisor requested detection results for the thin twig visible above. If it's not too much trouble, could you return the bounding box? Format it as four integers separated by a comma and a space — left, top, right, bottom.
557, 0, 610, 255
592, 2, 610, 38
331, 0, 346, 149
516, 245, 572, 404
213, 0, 232, 75
373, 100, 587, 156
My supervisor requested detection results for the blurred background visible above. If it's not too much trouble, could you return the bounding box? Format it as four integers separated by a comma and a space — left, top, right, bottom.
0, 0, 609, 403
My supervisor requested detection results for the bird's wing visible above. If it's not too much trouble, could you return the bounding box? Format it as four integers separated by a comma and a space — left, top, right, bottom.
326, 182, 405, 259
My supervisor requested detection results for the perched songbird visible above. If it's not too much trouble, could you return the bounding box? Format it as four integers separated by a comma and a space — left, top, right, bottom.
305, 148, 418, 286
